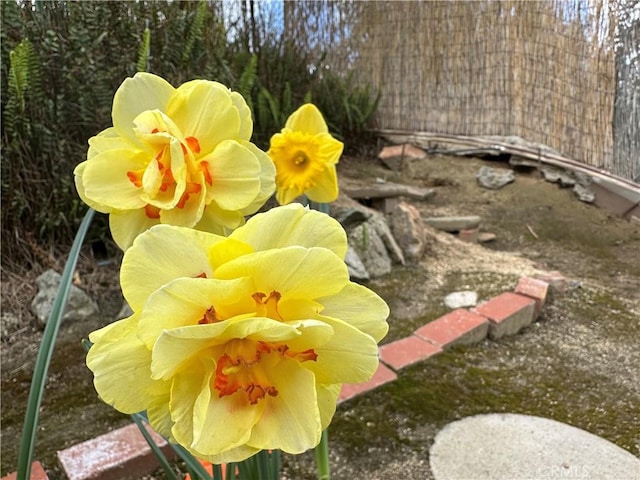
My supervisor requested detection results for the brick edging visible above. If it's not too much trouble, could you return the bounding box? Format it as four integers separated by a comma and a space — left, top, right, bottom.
6, 273, 566, 480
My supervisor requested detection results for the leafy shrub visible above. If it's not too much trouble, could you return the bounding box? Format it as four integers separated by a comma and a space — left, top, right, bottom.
1, 0, 379, 266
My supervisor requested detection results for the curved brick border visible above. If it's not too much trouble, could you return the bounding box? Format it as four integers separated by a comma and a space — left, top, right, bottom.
3, 274, 566, 480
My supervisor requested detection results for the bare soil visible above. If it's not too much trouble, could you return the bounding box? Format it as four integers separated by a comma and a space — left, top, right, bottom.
1, 153, 639, 479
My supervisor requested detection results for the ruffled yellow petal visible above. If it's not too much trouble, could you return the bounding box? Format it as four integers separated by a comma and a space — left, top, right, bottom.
137, 276, 255, 347
318, 282, 390, 342
195, 202, 245, 235
248, 357, 321, 454
230, 91, 253, 142
108, 208, 160, 251
167, 80, 241, 155
86, 315, 169, 414
79, 149, 149, 210
301, 314, 381, 384
120, 225, 222, 310
230, 203, 348, 259
317, 384, 341, 430
214, 247, 349, 301
203, 140, 261, 210
285, 103, 329, 135
235, 141, 276, 216
74, 162, 112, 214
112, 73, 175, 143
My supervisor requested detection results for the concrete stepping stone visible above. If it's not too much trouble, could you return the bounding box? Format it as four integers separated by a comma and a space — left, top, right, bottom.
430, 413, 640, 480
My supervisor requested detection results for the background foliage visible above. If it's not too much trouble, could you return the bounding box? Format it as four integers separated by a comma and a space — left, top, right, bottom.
1, 0, 379, 267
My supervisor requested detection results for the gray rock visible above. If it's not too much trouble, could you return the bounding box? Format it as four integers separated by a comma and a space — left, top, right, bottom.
476, 166, 515, 190
444, 291, 478, 309
348, 222, 392, 278
425, 215, 481, 232
344, 246, 370, 281
335, 207, 368, 229
389, 201, 426, 264
574, 183, 595, 203
541, 165, 576, 187
31, 269, 99, 327
116, 301, 134, 320
368, 214, 406, 266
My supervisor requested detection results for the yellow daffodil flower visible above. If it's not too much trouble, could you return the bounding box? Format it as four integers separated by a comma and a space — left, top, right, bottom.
268, 104, 344, 205
74, 73, 275, 249
86, 204, 389, 463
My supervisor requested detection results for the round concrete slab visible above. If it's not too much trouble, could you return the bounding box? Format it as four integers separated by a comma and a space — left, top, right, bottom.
430, 413, 640, 480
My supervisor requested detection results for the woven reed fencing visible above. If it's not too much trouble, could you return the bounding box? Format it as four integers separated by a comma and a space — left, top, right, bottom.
280, 0, 639, 182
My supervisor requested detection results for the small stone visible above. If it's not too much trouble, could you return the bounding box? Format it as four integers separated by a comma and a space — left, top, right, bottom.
116, 301, 134, 320
478, 232, 497, 243
345, 246, 370, 281
31, 269, 99, 327
573, 183, 595, 203
348, 222, 392, 278
541, 166, 575, 187
388, 201, 427, 264
425, 216, 481, 232
444, 291, 478, 309
378, 144, 426, 171
458, 229, 478, 243
476, 166, 515, 190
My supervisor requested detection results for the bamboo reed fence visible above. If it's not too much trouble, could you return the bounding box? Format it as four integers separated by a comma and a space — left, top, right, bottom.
282, 0, 639, 183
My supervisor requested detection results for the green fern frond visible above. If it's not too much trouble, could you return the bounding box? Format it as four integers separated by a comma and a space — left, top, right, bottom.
136, 26, 151, 72
182, 0, 206, 64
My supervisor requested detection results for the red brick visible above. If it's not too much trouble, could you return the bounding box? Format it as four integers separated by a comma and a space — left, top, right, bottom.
533, 271, 567, 293
472, 292, 536, 339
1, 461, 48, 480
458, 228, 478, 243
339, 362, 397, 403
57, 423, 176, 480
379, 335, 442, 371
514, 277, 549, 317
415, 309, 489, 348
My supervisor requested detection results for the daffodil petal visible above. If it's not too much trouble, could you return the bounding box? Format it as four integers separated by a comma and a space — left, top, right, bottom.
317, 383, 340, 429
112, 73, 175, 142
80, 149, 149, 210
86, 316, 167, 414
318, 283, 390, 342
167, 80, 241, 154
305, 164, 339, 203
151, 318, 303, 380
170, 361, 262, 455
147, 397, 175, 442
159, 175, 207, 228
303, 315, 381, 384
121, 225, 222, 310
74, 162, 112, 214
230, 91, 253, 141
196, 202, 245, 234
204, 140, 261, 210
87, 127, 133, 159
230, 203, 348, 258
236, 141, 276, 215
138, 276, 255, 348
109, 208, 161, 251
285, 103, 328, 135
214, 247, 349, 300
248, 357, 321, 454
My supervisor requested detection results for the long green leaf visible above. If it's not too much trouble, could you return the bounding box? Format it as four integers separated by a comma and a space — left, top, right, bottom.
131, 413, 180, 480
170, 443, 214, 479
16, 208, 95, 480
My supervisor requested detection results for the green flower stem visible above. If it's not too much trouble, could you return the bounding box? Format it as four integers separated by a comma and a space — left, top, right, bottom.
16, 208, 95, 480
315, 429, 331, 480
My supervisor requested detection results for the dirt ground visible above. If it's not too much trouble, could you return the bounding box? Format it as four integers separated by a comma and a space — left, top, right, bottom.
1, 152, 639, 479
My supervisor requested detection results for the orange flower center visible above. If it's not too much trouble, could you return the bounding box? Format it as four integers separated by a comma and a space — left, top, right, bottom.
214, 340, 317, 405
126, 131, 212, 218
